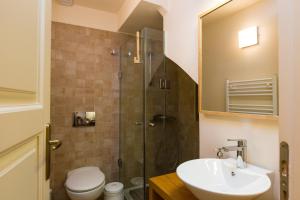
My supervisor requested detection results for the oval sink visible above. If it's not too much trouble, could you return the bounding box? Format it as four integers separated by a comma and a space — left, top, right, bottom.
176, 158, 271, 200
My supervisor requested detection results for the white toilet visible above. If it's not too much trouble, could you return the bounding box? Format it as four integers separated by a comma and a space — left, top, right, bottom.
65, 166, 105, 200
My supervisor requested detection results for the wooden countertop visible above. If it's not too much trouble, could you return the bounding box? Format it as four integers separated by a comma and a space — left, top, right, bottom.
149, 173, 198, 200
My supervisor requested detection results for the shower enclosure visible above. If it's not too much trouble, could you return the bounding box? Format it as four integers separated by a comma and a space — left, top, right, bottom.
119, 28, 199, 200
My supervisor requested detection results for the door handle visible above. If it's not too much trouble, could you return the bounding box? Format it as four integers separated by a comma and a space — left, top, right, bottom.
280, 141, 289, 200
46, 124, 62, 180
49, 139, 62, 151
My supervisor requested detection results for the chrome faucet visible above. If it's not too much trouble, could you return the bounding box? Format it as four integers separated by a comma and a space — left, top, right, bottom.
218, 139, 247, 168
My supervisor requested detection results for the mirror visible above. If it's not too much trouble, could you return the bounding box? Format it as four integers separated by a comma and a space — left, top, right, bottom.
199, 0, 278, 118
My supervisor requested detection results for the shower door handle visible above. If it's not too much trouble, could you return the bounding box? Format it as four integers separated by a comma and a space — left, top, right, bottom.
135, 121, 143, 126
148, 122, 156, 127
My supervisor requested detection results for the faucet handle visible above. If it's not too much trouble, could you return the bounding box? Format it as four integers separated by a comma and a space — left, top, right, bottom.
215, 148, 224, 159
227, 139, 247, 147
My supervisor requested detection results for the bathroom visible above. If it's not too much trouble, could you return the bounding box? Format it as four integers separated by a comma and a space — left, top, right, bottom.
0, 0, 300, 200
51, 0, 200, 199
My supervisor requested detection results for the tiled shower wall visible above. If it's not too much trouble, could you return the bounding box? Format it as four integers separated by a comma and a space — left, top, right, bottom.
145, 57, 199, 179
51, 22, 129, 200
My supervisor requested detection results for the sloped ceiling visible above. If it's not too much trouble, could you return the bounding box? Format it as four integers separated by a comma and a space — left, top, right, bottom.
119, 1, 163, 34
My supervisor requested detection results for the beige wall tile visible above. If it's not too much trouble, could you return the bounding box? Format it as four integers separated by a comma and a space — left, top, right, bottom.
51, 22, 129, 200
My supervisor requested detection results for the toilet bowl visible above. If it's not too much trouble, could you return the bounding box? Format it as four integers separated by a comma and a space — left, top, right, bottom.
65, 166, 105, 200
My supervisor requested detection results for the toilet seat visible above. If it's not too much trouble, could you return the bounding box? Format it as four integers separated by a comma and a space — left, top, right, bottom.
65, 166, 105, 193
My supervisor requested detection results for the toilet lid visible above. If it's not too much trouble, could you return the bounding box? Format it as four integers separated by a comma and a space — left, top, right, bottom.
65, 166, 105, 192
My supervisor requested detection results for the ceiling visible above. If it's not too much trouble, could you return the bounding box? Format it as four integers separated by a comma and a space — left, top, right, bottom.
119, 1, 163, 34
74, 0, 126, 12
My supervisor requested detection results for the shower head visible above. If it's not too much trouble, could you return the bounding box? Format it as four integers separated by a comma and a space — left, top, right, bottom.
58, 0, 73, 6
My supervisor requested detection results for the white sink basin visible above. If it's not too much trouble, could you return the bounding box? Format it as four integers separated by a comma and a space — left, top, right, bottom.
176, 158, 271, 200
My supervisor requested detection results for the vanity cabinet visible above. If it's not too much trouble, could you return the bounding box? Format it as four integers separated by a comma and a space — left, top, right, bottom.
149, 173, 197, 200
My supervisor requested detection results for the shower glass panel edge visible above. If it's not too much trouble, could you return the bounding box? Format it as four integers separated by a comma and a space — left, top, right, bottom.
119, 33, 145, 200
143, 28, 166, 200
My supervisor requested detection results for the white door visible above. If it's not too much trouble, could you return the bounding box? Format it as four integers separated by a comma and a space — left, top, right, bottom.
278, 0, 300, 199
0, 0, 51, 200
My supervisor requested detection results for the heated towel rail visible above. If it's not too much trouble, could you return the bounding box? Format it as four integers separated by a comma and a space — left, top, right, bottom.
226, 77, 278, 115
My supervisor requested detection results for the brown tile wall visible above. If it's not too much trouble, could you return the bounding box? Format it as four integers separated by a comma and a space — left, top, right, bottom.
51, 22, 129, 200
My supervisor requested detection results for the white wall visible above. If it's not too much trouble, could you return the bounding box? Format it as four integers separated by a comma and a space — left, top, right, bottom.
278, 0, 300, 198
162, 0, 225, 83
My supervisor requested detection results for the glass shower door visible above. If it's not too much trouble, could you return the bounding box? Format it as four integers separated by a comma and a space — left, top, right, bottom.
119, 28, 169, 200
143, 28, 180, 199
119, 35, 145, 199
119, 28, 188, 200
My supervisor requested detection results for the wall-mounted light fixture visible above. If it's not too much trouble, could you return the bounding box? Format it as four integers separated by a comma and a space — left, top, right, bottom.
238, 26, 258, 48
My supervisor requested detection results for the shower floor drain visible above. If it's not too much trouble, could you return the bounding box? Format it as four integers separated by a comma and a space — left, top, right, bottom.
124, 184, 148, 200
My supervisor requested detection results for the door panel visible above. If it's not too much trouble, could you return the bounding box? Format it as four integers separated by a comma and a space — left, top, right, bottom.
0, 0, 40, 92
0, 91, 37, 106
0, 107, 43, 152
0, 0, 51, 199
0, 139, 39, 200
